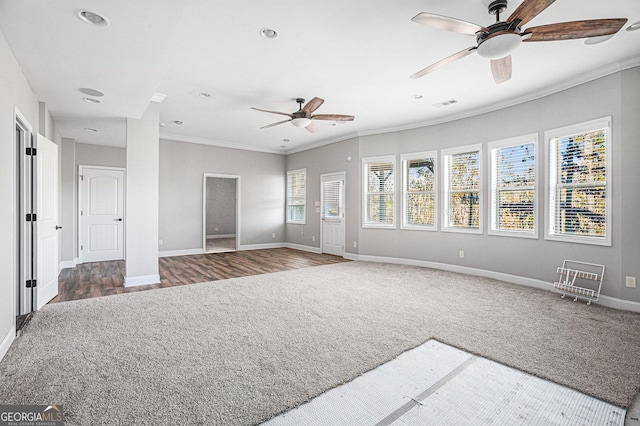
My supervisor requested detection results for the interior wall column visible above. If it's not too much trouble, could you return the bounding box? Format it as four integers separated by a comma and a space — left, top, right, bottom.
124, 101, 161, 286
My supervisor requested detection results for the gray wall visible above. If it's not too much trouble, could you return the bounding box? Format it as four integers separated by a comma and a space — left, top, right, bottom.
59, 141, 126, 262
159, 140, 286, 251
286, 137, 360, 250
287, 68, 640, 302
206, 177, 237, 236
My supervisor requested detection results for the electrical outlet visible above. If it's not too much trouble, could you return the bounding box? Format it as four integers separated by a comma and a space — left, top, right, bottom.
312, 236, 316, 242
626, 276, 637, 288
271, 233, 276, 239
459, 250, 465, 259
158, 239, 163, 245
353, 241, 357, 248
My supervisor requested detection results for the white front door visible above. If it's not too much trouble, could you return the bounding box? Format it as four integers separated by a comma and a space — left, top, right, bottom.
321, 172, 345, 256
80, 167, 125, 263
36, 135, 59, 309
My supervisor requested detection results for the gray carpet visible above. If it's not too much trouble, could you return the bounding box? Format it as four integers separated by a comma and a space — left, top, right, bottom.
1, 261, 639, 425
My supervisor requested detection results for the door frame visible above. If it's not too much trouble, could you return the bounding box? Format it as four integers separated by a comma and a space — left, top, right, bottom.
77, 165, 126, 264
202, 173, 241, 253
14, 107, 34, 319
320, 171, 346, 256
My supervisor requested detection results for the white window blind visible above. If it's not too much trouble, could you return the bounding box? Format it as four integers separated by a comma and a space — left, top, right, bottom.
546, 118, 610, 245
322, 180, 342, 219
363, 156, 395, 227
287, 169, 306, 223
401, 152, 436, 230
489, 135, 537, 237
442, 145, 482, 233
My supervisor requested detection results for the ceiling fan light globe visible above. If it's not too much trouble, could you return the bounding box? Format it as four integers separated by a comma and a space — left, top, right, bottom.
477, 33, 522, 59
291, 117, 312, 128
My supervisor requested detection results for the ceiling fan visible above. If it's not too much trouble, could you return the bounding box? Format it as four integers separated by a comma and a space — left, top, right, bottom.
251, 97, 354, 133
410, 0, 628, 84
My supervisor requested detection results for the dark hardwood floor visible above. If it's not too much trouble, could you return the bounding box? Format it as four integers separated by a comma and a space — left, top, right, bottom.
52, 248, 349, 303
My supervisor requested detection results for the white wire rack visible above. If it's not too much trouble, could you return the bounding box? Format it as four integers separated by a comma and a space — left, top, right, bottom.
553, 260, 605, 305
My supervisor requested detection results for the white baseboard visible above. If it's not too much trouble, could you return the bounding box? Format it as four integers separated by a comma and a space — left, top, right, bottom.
206, 234, 236, 239
0, 326, 16, 363
237, 243, 285, 251
284, 243, 322, 254
124, 274, 160, 287
351, 254, 640, 313
159, 248, 203, 258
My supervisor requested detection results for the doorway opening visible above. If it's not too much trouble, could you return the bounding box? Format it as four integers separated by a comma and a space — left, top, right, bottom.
203, 174, 240, 253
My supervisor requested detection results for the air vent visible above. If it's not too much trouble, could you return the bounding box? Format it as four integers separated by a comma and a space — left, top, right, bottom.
432, 99, 458, 108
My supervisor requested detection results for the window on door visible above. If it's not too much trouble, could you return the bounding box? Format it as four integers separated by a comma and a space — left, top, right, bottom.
287, 169, 306, 224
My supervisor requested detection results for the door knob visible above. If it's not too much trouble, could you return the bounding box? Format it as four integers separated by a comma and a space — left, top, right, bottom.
55, 225, 62, 230
114, 218, 123, 221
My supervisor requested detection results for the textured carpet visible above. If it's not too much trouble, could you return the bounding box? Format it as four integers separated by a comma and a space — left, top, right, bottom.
1, 261, 639, 425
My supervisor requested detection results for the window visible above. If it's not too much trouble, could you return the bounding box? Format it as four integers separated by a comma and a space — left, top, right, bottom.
545, 117, 611, 246
401, 151, 437, 230
442, 144, 482, 233
488, 134, 538, 238
287, 169, 306, 224
363, 156, 395, 228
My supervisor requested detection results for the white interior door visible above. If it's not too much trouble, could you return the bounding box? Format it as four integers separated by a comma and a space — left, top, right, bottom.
321, 173, 345, 256
36, 135, 59, 309
80, 167, 125, 263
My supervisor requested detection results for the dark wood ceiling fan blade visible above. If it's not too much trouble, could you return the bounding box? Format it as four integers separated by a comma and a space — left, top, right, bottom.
311, 114, 354, 121
250, 107, 293, 118
260, 119, 292, 129
301, 97, 325, 114
410, 47, 476, 79
412, 12, 486, 35
491, 55, 512, 84
306, 122, 319, 133
523, 19, 628, 42
507, 0, 556, 28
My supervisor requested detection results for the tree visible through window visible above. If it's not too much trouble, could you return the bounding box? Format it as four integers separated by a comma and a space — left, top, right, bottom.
489, 135, 537, 237
363, 156, 395, 227
442, 145, 482, 232
546, 117, 610, 245
402, 152, 436, 229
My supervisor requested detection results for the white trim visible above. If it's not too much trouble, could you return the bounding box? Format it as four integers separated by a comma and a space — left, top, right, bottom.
544, 117, 612, 246
203, 173, 241, 254
362, 155, 397, 229
206, 234, 236, 239
348, 254, 640, 313
124, 274, 160, 287
237, 242, 285, 251
160, 133, 283, 154
441, 144, 483, 234
285, 243, 323, 254
0, 326, 16, 363
487, 133, 539, 239
159, 248, 203, 258
400, 151, 438, 231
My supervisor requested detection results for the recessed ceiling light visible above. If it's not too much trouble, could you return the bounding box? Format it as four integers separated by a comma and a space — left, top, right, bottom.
159, 123, 166, 127
84, 127, 98, 132
199, 92, 212, 99
584, 34, 614, 45
412, 95, 423, 100
83, 97, 101, 104
78, 10, 110, 27
627, 21, 640, 31
171, 120, 183, 125
79, 88, 104, 97
260, 28, 278, 39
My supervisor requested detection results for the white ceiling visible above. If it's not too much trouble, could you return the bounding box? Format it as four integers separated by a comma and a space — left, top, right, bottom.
1, 0, 639, 153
